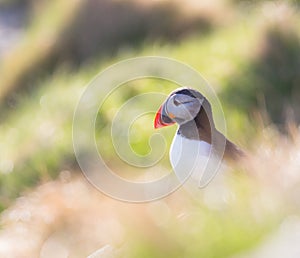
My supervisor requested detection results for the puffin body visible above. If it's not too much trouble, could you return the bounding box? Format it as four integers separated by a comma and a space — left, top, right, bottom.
154, 88, 244, 187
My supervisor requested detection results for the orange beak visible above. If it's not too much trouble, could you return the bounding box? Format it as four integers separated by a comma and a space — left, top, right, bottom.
154, 105, 175, 129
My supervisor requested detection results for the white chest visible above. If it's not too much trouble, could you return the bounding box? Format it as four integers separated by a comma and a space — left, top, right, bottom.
169, 133, 220, 186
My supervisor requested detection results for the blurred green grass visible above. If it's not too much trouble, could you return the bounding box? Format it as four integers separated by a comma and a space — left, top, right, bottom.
0, 0, 300, 257
0, 19, 258, 205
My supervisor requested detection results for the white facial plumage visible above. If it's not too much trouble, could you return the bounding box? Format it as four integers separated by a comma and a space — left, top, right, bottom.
164, 94, 204, 125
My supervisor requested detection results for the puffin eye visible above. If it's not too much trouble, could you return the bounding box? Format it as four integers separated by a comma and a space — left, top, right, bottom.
173, 98, 180, 106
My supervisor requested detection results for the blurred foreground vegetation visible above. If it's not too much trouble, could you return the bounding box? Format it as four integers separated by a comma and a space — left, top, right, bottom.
0, 0, 300, 257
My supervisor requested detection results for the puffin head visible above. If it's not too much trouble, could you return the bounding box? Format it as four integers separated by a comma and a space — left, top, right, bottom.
154, 88, 205, 128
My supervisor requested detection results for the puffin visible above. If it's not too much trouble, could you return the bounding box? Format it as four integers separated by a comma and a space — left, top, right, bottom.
154, 88, 244, 187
